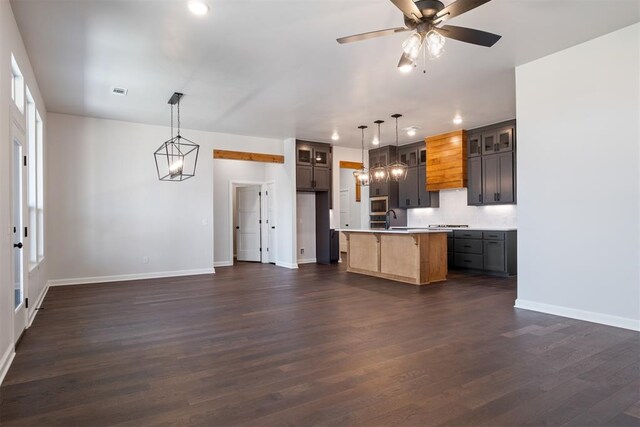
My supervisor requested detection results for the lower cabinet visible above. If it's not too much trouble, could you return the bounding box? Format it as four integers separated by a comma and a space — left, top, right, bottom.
448, 229, 517, 276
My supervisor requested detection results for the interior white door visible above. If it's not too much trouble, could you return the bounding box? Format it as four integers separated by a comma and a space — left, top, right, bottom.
12, 128, 28, 341
340, 189, 350, 228
236, 186, 261, 262
265, 183, 276, 263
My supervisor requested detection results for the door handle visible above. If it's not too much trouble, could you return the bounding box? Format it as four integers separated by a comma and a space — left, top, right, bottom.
235, 226, 239, 230
14, 242, 23, 249
271, 226, 275, 229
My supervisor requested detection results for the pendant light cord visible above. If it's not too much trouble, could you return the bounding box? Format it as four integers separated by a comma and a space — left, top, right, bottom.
361, 127, 365, 165
177, 99, 181, 137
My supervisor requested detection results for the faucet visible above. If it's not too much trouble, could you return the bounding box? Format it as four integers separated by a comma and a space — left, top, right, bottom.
385, 209, 397, 230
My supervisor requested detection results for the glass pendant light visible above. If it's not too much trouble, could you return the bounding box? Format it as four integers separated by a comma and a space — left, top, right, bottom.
425, 30, 446, 59
402, 32, 425, 62
369, 120, 388, 184
387, 114, 409, 181
353, 125, 370, 186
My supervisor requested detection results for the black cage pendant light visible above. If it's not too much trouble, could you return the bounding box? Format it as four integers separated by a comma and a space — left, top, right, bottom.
387, 114, 409, 181
369, 120, 388, 184
353, 125, 370, 187
154, 92, 200, 182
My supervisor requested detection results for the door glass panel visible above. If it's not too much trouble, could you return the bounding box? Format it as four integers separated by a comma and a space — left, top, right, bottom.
499, 130, 512, 150
409, 152, 417, 166
314, 150, 328, 166
298, 148, 311, 164
484, 134, 495, 152
13, 140, 23, 309
419, 149, 426, 163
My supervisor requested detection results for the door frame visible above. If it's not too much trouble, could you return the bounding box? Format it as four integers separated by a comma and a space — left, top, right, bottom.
228, 180, 275, 265
11, 118, 28, 343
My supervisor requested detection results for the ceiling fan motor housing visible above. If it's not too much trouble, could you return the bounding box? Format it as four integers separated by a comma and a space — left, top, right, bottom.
415, 0, 445, 18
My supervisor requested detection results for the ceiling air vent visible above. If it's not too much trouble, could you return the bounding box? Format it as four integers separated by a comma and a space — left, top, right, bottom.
111, 87, 128, 96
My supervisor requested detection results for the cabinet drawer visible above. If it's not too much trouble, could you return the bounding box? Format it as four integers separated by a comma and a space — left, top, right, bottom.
454, 253, 483, 269
483, 231, 505, 240
454, 239, 483, 254
453, 230, 483, 240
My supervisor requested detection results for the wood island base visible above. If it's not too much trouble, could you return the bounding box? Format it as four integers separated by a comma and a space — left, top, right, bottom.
343, 231, 448, 285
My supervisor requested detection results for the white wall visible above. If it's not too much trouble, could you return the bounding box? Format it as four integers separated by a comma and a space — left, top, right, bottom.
265, 138, 298, 268
46, 113, 295, 281
296, 193, 316, 263
515, 23, 640, 331
331, 146, 369, 229
339, 168, 362, 229
1, 0, 49, 383
408, 189, 517, 227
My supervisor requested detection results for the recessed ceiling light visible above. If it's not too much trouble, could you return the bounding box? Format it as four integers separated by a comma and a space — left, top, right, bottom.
331, 132, 339, 141
111, 87, 128, 96
188, 0, 209, 16
453, 115, 463, 125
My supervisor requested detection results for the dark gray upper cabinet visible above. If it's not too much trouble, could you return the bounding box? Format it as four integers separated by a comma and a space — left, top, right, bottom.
482, 152, 514, 204
481, 126, 514, 155
418, 166, 439, 208
468, 133, 481, 157
467, 120, 516, 206
418, 147, 427, 165
313, 167, 331, 191
399, 167, 419, 208
296, 141, 332, 192
467, 157, 483, 205
296, 165, 314, 191
399, 146, 419, 168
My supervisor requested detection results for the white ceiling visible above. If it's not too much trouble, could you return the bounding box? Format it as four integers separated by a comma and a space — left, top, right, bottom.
11, 0, 640, 147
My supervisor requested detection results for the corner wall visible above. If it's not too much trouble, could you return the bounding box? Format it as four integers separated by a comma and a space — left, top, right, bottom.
0, 0, 49, 383
515, 23, 640, 330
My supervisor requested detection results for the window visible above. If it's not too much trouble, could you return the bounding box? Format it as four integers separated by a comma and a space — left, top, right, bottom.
26, 88, 37, 266
36, 111, 44, 262
11, 54, 24, 113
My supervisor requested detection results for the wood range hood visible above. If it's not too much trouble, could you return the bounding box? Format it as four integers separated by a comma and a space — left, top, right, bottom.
425, 130, 468, 192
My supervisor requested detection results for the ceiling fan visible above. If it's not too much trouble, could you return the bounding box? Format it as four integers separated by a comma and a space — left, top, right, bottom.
337, 0, 501, 71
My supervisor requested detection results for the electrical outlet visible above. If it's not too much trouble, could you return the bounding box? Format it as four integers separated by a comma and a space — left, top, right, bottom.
300, 248, 305, 255
142, 256, 149, 264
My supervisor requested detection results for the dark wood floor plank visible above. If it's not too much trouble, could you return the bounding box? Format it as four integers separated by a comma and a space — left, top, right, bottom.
1, 263, 638, 426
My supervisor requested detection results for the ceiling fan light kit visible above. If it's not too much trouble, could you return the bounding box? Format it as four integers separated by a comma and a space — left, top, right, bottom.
337, 0, 501, 72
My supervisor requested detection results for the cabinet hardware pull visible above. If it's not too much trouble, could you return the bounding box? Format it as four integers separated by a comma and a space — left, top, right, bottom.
464, 260, 472, 263
497, 192, 501, 201
463, 245, 471, 248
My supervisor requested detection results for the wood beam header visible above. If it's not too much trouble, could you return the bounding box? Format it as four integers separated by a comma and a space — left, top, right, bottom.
213, 150, 284, 164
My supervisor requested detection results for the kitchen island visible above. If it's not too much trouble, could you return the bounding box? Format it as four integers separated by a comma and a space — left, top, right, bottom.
341, 229, 448, 285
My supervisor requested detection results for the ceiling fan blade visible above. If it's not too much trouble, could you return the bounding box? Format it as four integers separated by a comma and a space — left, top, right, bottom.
337, 27, 409, 44
390, 0, 423, 23
433, 0, 492, 24
437, 25, 501, 47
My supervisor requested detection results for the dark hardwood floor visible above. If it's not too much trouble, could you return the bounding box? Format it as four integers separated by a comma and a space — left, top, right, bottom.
1, 263, 638, 426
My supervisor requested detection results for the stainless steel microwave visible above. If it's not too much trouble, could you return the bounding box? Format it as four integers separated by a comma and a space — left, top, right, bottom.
370, 196, 388, 215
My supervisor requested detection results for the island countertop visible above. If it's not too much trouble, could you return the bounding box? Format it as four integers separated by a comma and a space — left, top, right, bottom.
338, 229, 449, 234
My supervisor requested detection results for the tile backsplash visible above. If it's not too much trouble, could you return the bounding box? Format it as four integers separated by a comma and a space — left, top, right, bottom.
408, 188, 517, 228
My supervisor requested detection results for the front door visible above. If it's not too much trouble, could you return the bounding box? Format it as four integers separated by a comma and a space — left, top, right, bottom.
12, 126, 27, 341
236, 186, 261, 262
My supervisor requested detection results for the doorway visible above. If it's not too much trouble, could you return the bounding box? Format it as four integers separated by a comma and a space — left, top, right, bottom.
230, 182, 275, 265
12, 123, 28, 342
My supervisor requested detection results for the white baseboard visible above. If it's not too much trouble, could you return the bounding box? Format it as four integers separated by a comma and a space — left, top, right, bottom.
214, 261, 233, 267
276, 261, 298, 269
28, 284, 50, 327
0, 344, 16, 386
515, 299, 640, 332
47, 268, 216, 287
297, 258, 317, 264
